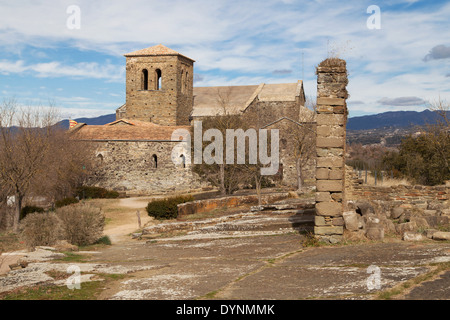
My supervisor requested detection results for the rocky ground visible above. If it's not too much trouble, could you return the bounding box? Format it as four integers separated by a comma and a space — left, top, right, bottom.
0, 196, 449, 301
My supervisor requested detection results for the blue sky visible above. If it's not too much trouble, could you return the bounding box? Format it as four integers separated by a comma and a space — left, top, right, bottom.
0, 0, 449, 119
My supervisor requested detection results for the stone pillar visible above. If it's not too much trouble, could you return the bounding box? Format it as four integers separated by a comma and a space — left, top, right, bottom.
314, 59, 348, 243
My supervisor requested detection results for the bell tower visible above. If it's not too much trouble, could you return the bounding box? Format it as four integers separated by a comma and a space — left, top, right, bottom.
122, 44, 194, 126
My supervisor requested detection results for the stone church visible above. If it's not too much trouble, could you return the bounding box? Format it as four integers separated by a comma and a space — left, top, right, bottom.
71, 44, 315, 195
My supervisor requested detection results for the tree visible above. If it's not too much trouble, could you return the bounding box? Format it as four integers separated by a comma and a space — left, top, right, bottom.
382, 99, 450, 185
0, 99, 92, 232
289, 101, 316, 191
191, 113, 251, 195
191, 88, 254, 195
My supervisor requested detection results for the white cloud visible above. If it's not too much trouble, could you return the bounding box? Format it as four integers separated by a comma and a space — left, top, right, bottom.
0, 59, 124, 81
0, 0, 449, 117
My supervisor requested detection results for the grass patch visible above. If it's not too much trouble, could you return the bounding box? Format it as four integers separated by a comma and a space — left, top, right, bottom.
0, 232, 26, 253
201, 290, 220, 300
94, 235, 112, 246
376, 261, 450, 300
0, 273, 126, 300
300, 231, 325, 247
57, 252, 88, 263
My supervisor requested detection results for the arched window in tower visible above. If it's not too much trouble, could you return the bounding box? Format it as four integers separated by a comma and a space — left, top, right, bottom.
155, 69, 162, 90
142, 69, 148, 90
185, 71, 189, 94
151, 154, 158, 168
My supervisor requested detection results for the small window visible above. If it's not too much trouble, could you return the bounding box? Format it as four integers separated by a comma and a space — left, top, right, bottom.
155, 69, 162, 90
142, 69, 148, 90
97, 153, 104, 164
180, 154, 186, 168
151, 154, 158, 168
185, 71, 189, 93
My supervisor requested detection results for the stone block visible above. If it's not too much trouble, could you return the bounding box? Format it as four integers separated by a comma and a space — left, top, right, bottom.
315, 192, 332, 202
315, 215, 332, 226
332, 217, 344, 226
316, 168, 329, 180
329, 169, 343, 180
316, 157, 343, 168
410, 217, 429, 228
316, 202, 343, 217
317, 97, 346, 106
343, 211, 359, 231
316, 180, 343, 192
316, 126, 331, 136
395, 221, 417, 235
432, 231, 450, 241
366, 227, 384, 241
314, 225, 344, 235
316, 137, 345, 148
403, 231, 425, 242
316, 114, 345, 126
317, 234, 343, 244
331, 192, 342, 201
316, 148, 330, 157
390, 207, 404, 219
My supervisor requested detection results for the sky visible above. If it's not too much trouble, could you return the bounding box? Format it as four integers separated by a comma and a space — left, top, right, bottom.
0, 0, 449, 119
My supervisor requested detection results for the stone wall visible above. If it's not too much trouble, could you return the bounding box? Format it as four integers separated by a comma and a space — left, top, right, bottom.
343, 168, 449, 241
347, 169, 449, 209
314, 59, 349, 243
88, 140, 207, 195
124, 55, 193, 126
177, 192, 291, 217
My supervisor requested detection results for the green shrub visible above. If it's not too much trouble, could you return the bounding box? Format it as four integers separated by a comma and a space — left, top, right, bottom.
75, 186, 119, 199
20, 206, 44, 220
146, 195, 194, 220
94, 235, 112, 245
57, 203, 105, 246
55, 197, 79, 208
20, 212, 61, 248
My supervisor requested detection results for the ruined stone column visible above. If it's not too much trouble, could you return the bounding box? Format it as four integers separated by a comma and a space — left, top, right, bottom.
314, 59, 348, 243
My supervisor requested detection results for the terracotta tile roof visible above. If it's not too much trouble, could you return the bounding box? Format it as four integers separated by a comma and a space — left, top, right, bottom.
71, 119, 190, 141
124, 44, 195, 62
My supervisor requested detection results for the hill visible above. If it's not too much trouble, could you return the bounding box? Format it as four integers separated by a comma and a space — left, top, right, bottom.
347, 109, 447, 130
59, 109, 448, 131
58, 114, 116, 129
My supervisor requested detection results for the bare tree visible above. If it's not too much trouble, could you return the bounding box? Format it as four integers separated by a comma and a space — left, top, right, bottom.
288, 104, 316, 191
191, 88, 253, 196
0, 99, 92, 232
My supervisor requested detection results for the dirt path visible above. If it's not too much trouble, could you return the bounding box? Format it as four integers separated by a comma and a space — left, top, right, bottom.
102, 197, 155, 244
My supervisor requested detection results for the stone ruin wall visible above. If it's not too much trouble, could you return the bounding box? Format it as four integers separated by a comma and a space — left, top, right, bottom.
342, 167, 450, 241
346, 167, 449, 210
314, 59, 349, 243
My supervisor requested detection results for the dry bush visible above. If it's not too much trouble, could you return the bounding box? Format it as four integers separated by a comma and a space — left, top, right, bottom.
57, 203, 105, 246
19, 212, 61, 249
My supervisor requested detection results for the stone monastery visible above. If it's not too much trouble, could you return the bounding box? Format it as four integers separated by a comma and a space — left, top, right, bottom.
71, 44, 315, 195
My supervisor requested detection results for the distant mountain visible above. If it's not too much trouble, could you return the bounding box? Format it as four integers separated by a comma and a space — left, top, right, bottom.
58, 114, 116, 129
347, 109, 448, 130
58, 109, 447, 131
